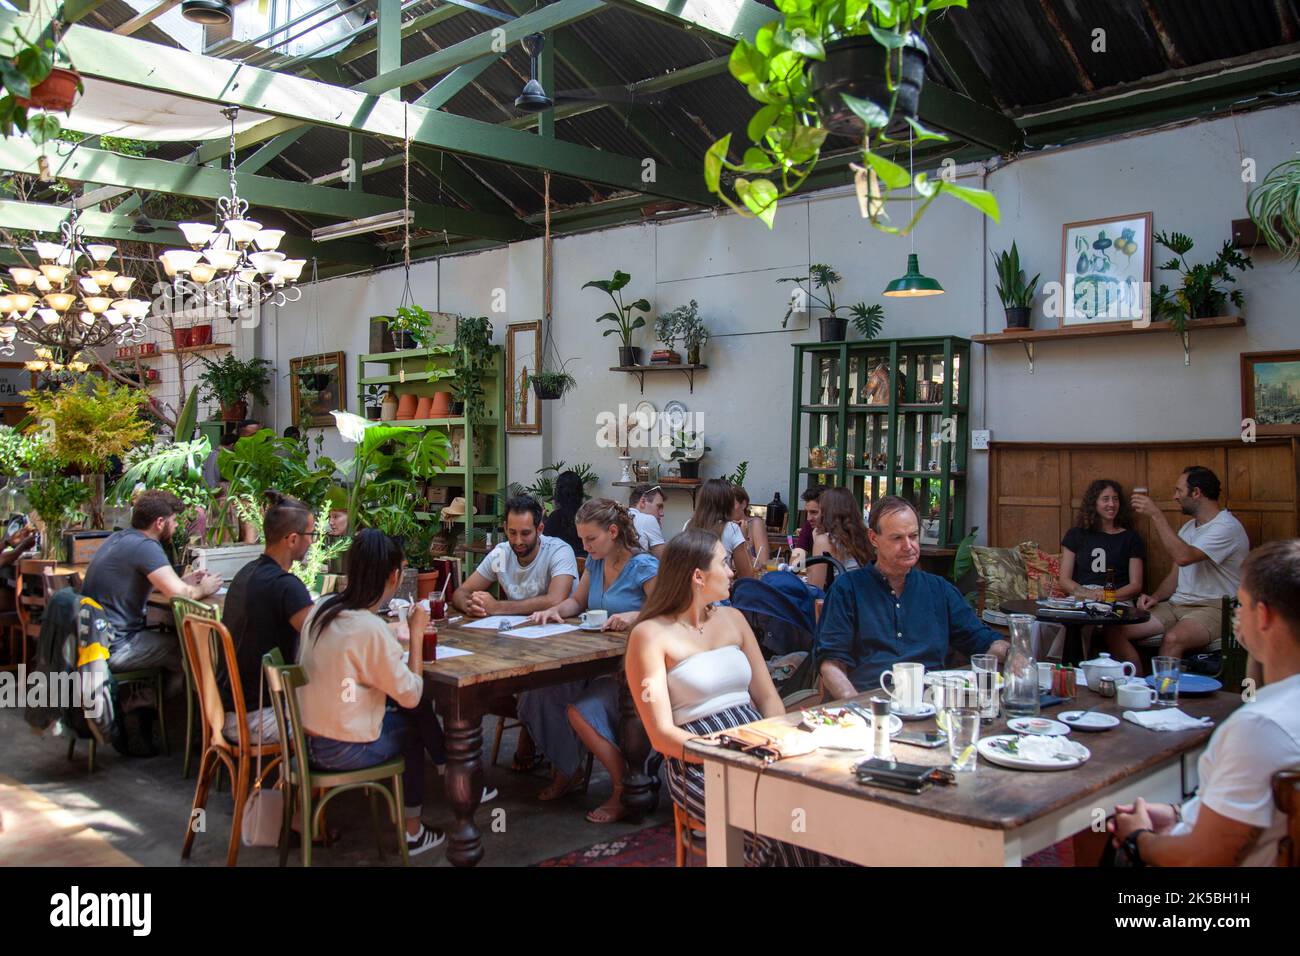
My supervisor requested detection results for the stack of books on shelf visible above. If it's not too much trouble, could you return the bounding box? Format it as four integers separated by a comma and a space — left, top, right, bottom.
649, 349, 681, 365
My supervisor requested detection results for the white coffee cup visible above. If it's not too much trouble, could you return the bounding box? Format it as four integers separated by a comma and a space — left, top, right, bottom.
1118, 683, 1158, 709
880, 662, 925, 714
580, 609, 608, 628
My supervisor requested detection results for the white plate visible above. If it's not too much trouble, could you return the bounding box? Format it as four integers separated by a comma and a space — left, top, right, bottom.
894, 702, 937, 721
1059, 710, 1121, 732
579, 622, 605, 631
978, 734, 1090, 771
801, 709, 902, 749
923, 669, 976, 686
1007, 717, 1072, 737
661, 399, 689, 432
633, 400, 656, 430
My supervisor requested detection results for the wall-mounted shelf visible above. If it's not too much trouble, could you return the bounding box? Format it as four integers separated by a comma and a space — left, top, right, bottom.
615, 477, 702, 506
611, 363, 707, 395
160, 342, 233, 357
972, 316, 1244, 372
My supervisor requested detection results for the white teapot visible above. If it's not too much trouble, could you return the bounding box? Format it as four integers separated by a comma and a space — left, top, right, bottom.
1079, 652, 1136, 689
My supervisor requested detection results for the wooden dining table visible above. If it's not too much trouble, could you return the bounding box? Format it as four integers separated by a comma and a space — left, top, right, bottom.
687, 684, 1239, 866
420, 618, 656, 867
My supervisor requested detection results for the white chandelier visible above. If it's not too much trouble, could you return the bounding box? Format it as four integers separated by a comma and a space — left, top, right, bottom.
0, 204, 152, 367
163, 106, 305, 314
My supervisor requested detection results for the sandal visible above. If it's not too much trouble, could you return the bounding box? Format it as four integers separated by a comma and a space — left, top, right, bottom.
585, 799, 626, 825
511, 751, 544, 773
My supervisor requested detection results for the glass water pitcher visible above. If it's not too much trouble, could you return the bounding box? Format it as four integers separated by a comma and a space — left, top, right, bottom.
1003, 614, 1041, 718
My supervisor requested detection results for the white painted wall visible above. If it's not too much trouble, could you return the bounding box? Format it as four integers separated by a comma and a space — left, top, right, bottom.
263, 102, 1300, 542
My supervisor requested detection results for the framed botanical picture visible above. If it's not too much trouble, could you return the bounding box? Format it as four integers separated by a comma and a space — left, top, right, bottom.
1241, 350, 1300, 436
1060, 212, 1152, 326
290, 351, 346, 429
506, 321, 541, 434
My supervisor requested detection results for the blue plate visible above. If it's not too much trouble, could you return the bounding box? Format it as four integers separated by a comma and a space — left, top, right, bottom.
1144, 673, 1221, 695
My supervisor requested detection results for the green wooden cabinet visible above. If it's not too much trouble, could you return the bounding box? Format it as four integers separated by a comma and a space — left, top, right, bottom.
357, 346, 506, 573
788, 336, 970, 548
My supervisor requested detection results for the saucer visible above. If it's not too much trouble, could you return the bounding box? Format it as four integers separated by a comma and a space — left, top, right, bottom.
894, 703, 937, 721
580, 622, 605, 631
1007, 717, 1071, 737
1059, 711, 1120, 732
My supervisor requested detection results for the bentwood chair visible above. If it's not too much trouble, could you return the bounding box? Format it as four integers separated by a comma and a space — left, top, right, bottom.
263, 653, 409, 867
170, 596, 222, 779
1274, 768, 1300, 867
179, 616, 281, 866
673, 803, 707, 867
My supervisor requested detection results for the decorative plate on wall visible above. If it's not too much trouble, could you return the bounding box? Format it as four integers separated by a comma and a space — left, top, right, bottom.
661, 399, 688, 433
633, 400, 657, 430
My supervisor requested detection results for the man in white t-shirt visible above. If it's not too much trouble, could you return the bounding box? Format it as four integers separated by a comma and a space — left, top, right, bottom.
1109, 538, 1300, 866
626, 483, 666, 558
452, 495, 578, 617
1105, 466, 1250, 669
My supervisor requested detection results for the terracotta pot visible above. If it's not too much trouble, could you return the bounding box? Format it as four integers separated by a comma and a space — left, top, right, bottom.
414, 395, 433, 420
430, 390, 452, 418
222, 400, 247, 422
416, 570, 441, 600
17, 67, 80, 112
191, 323, 213, 346
395, 392, 417, 420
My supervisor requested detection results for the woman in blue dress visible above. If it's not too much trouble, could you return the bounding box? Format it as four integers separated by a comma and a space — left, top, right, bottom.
519, 498, 658, 822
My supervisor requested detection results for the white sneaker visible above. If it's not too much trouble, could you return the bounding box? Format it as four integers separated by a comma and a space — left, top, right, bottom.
480, 785, 498, 803
406, 825, 446, 857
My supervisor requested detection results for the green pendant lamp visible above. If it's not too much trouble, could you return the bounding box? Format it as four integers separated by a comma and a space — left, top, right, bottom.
882, 131, 944, 298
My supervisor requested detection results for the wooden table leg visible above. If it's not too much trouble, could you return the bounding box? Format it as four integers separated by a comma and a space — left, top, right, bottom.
442, 702, 485, 868
617, 672, 655, 820
1063, 623, 1085, 666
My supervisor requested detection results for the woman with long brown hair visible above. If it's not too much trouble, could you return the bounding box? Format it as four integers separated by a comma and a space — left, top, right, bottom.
805, 486, 873, 590
626, 529, 841, 865
685, 478, 756, 579
1059, 478, 1145, 602
731, 485, 770, 569
520, 498, 658, 821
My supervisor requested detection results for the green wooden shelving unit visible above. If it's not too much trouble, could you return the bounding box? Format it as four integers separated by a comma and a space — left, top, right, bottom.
788, 336, 971, 548
357, 346, 506, 573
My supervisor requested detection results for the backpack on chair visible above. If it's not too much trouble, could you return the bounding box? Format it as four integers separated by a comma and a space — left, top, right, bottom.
76, 595, 127, 753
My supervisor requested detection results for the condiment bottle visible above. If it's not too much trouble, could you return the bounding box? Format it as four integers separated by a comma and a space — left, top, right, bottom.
870, 697, 894, 761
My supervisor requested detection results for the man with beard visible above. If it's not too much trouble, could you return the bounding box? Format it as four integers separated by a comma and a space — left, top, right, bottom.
452, 495, 578, 617
81, 489, 222, 754
1105, 466, 1249, 672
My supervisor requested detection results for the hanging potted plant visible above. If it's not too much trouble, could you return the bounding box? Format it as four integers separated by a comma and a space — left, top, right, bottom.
992, 242, 1039, 329
198, 353, 273, 422
385, 304, 435, 351
0, 19, 82, 144
1247, 155, 1300, 265
295, 361, 333, 393
704, 0, 1000, 233
530, 367, 576, 401
584, 269, 651, 366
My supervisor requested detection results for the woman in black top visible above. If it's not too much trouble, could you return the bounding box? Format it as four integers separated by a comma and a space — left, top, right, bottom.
543, 470, 586, 558
1059, 479, 1146, 601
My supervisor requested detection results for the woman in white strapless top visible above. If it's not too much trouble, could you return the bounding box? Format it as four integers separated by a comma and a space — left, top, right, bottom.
627, 528, 841, 866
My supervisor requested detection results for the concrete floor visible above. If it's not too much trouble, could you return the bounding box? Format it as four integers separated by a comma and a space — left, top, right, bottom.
0, 705, 671, 867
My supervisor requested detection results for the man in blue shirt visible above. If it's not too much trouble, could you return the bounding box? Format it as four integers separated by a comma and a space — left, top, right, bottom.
817, 496, 1008, 699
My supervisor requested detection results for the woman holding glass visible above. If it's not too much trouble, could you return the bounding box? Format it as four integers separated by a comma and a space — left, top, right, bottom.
1059, 479, 1146, 602
730, 485, 770, 570
685, 478, 756, 579
519, 498, 658, 822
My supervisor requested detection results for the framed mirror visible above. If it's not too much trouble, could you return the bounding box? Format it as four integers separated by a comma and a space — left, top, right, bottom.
506, 321, 542, 434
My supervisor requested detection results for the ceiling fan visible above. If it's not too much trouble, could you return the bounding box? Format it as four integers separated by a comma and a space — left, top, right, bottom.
514, 33, 668, 114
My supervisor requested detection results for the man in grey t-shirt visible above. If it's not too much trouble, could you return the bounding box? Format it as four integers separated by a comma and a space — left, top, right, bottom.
81, 490, 223, 702
626, 483, 666, 559
452, 495, 577, 617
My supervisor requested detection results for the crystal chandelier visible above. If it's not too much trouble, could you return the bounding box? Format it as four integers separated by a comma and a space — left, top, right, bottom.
163, 106, 305, 315
0, 204, 153, 367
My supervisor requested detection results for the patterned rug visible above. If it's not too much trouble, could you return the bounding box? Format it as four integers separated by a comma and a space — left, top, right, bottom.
534, 821, 1075, 867
536, 823, 677, 867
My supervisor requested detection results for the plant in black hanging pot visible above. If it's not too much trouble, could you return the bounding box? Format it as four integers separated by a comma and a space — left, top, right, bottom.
530, 368, 576, 401
704, 0, 1000, 235
809, 31, 929, 136
992, 241, 1039, 330
584, 269, 650, 367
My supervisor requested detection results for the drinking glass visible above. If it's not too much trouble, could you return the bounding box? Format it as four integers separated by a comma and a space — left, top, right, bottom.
947, 708, 981, 773
929, 675, 969, 732
971, 654, 1000, 723
1152, 656, 1182, 707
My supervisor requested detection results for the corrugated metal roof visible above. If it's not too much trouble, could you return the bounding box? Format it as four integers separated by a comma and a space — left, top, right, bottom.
62, 0, 1300, 257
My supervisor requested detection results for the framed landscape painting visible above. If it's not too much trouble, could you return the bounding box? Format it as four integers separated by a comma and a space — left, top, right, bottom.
1060, 212, 1152, 326
1242, 350, 1300, 436
290, 351, 346, 429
